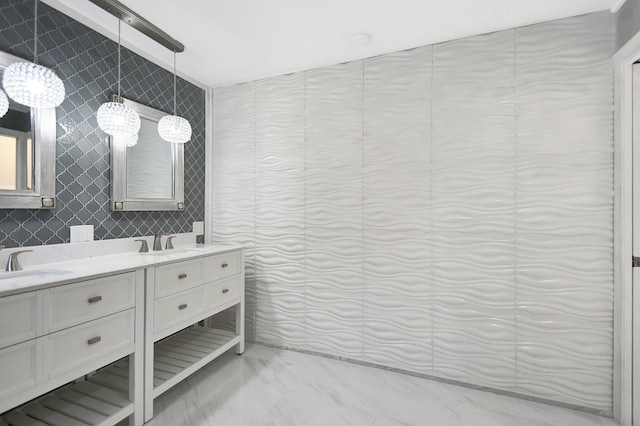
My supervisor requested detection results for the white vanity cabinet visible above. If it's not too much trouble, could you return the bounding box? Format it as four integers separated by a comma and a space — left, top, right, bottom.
0, 243, 244, 425
143, 248, 245, 421
0, 271, 145, 426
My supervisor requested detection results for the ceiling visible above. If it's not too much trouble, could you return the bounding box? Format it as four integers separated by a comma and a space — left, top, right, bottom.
45, 0, 619, 89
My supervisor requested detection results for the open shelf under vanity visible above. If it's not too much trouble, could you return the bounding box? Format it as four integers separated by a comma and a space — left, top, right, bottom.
152, 326, 239, 398
1, 357, 134, 426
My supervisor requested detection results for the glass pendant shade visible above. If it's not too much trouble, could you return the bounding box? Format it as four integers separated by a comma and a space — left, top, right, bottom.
158, 114, 191, 144
96, 17, 140, 143
2, 0, 65, 109
97, 101, 140, 138
159, 51, 191, 144
2, 61, 65, 109
0, 89, 8, 118
114, 131, 138, 148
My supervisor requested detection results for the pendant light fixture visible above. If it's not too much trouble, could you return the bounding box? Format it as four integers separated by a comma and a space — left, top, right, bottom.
158, 51, 191, 144
118, 132, 138, 148
2, 0, 65, 109
0, 90, 8, 118
96, 18, 140, 146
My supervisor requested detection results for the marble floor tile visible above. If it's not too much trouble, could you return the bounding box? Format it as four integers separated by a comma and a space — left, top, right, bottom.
144, 344, 619, 426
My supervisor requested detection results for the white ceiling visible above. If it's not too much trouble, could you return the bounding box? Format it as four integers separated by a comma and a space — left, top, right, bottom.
44, 0, 618, 89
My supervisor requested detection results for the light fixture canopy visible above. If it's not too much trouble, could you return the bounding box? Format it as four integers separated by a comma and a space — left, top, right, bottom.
2, 0, 65, 109
158, 51, 192, 143
97, 18, 140, 141
350, 32, 372, 46
0, 89, 8, 118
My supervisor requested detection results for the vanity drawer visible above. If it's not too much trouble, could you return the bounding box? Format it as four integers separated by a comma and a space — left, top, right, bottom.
155, 258, 204, 298
0, 339, 44, 403
48, 309, 134, 379
155, 286, 205, 334
204, 251, 240, 282
0, 291, 42, 349
47, 273, 135, 332
204, 275, 241, 311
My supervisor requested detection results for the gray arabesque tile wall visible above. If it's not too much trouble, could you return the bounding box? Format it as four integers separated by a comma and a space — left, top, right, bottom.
0, 0, 205, 246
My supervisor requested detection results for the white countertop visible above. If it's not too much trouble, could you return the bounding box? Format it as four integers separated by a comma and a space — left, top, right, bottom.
0, 243, 243, 298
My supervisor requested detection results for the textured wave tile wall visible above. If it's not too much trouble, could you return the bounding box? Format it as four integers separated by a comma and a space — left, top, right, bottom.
306, 61, 364, 358
255, 74, 306, 346
306, 62, 364, 170
515, 12, 614, 410
212, 83, 256, 229
363, 47, 432, 373
212, 82, 257, 340
432, 30, 517, 390
211, 12, 615, 411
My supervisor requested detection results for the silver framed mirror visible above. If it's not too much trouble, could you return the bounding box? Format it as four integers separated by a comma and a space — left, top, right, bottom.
110, 96, 184, 211
0, 50, 56, 209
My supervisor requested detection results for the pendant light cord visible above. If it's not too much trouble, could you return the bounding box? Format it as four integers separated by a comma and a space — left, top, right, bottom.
117, 18, 121, 100
173, 51, 177, 116
33, 0, 38, 64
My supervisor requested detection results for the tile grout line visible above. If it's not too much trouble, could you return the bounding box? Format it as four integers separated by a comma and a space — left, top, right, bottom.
429, 45, 435, 373
253, 80, 258, 340
361, 58, 366, 359
304, 70, 308, 348
513, 27, 519, 389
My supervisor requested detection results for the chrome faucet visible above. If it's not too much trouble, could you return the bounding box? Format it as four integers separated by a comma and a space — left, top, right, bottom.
153, 233, 168, 251
165, 235, 176, 250
6, 250, 33, 272
134, 239, 149, 253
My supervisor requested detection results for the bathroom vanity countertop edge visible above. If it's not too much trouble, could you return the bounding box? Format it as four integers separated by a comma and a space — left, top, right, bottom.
0, 243, 244, 298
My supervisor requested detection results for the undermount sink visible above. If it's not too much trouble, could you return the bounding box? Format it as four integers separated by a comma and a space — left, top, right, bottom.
142, 248, 205, 256
0, 269, 71, 281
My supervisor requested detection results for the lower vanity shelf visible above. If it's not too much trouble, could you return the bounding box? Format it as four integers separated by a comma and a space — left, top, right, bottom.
152, 326, 239, 398
3, 321, 239, 426
0, 360, 133, 426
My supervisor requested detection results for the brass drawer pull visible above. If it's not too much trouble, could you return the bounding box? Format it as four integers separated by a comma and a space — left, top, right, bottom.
178, 273, 187, 279
87, 336, 102, 345
178, 304, 188, 310
221, 263, 228, 268
88, 296, 102, 304
222, 288, 229, 294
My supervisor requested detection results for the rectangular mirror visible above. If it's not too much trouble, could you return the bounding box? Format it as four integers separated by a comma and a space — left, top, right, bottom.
110, 96, 184, 211
0, 50, 56, 209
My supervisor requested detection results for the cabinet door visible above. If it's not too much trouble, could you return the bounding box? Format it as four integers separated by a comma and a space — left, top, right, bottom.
0, 338, 44, 403
0, 291, 42, 349
47, 273, 135, 332
155, 286, 205, 334
204, 251, 241, 282
47, 309, 134, 379
155, 259, 204, 298
204, 275, 241, 312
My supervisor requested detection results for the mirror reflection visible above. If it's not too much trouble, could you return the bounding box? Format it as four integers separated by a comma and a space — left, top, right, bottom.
126, 116, 174, 199
0, 96, 33, 192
